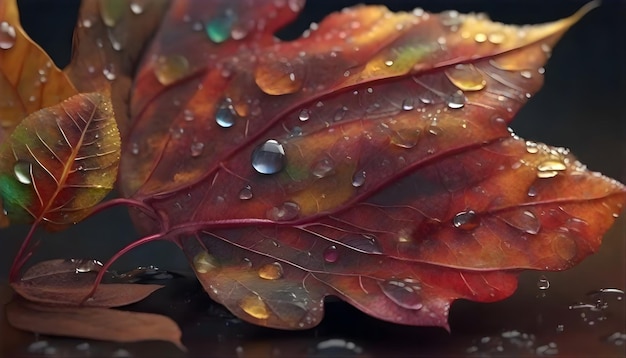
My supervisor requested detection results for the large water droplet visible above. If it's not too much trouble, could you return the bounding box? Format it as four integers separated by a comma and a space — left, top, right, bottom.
153, 54, 189, 86
311, 157, 335, 178
453, 210, 480, 230
445, 64, 486, 91
13, 160, 32, 185
239, 295, 270, 319
258, 262, 283, 280
266, 201, 300, 221
251, 139, 285, 175
206, 12, 234, 43
390, 129, 420, 149
193, 251, 219, 273
0, 21, 17, 50
537, 160, 567, 178
446, 90, 466, 109
215, 105, 236, 128
537, 275, 550, 290
343, 234, 382, 254
190, 141, 205, 157
298, 109, 310, 121
239, 185, 253, 200
500, 209, 541, 235
401, 98, 415, 111
379, 279, 423, 310
352, 170, 366, 187
255, 61, 304, 95
323, 245, 339, 263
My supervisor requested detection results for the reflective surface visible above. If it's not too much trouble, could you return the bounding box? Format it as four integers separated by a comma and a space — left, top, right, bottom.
1, 0, 625, 357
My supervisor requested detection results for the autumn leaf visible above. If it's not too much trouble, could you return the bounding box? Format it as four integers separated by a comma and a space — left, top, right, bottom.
0, 0, 77, 144
6, 297, 185, 350
11, 259, 163, 307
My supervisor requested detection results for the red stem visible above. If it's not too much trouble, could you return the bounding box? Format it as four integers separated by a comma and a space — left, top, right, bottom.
9, 221, 39, 282
81, 231, 166, 304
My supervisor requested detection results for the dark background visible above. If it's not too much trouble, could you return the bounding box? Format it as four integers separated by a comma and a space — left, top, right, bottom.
1, 1, 624, 357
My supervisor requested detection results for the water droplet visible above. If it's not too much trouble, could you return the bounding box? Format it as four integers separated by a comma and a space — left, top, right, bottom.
102, 63, 116, 81
445, 64, 486, 91
520, 70, 533, 79
537, 275, 550, 290
311, 157, 335, 178
206, 12, 234, 43
333, 107, 347, 121
258, 262, 283, 280
343, 234, 382, 254
239, 295, 270, 319
298, 109, 310, 121
323, 245, 339, 263
453, 210, 480, 230
537, 160, 566, 179
351, 170, 366, 187
384, 60, 394, 67
183, 109, 194, 121
488, 33, 505, 44
500, 210, 541, 235
238, 185, 253, 200
0, 21, 16, 50
556, 324, 564, 333
474, 33, 487, 43
153, 54, 189, 85
190, 141, 205, 157
13, 160, 32, 185
231, 25, 248, 40
255, 61, 304, 95
446, 90, 466, 109
401, 98, 415, 111
72, 259, 103, 273
379, 279, 423, 310
390, 129, 420, 149
130, 142, 140, 155
215, 105, 237, 128
252, 139, 285, 175
266, 201, 300, 221
526, 141, 539, 153
130, 1, 145, 14
193, 251, 219, 273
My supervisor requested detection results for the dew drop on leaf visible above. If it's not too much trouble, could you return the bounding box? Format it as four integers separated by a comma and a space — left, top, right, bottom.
205, 12, 234, 43
446, 90, 466, 109
401, 98, 415, 111
445, 64, 486, 91
537, 160, 567, 178
71, 258, 103, 273
266, 201, 300, 221
102, 63, 116, 81
190, 141, 205, 157
215, 105, 236, 128
239, 295, 270, 319
0, 21, 16, 50
343, 234, 382, 254
390, 129, 421, 149
251, 139, 285, 175
379, 279, 423, 310
311, 157, 335, 178
13, 160, 32, 185
258, 262, 284, 280
453, 210, 480, 230
298, 109, 310, 121
153, 55, 189, 86
323, 245, 339, 263
129, 0, 146, 15
238, 185, 253, 200
193, 251, 219, 274
352, 170, 366, 187
501, 210, 541, 235
537, 275, 550, 290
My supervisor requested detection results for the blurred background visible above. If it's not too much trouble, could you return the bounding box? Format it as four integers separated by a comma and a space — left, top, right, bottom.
1, 0, 624, 357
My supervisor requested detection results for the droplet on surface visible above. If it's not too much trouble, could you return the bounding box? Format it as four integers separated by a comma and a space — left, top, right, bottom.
390, 129, 420, 149
352, 170, 366, 187
215, 105, 237, 128
238, 185, 253, 200
380, 279, 423, 310
190, 141, 205, 157
266, 201, 300, 221
401, 98, 415, 111
446, 90, 466, 109
323, 245, 339, 263
343, 234, 382, 254
298, 109, 310, 121
239, 295, 270, 319
311, 157, 335, 178
206, 12, 234, 43
153, 54, 189, 86
445, 64, 486, 91
193, 251, 219, 274
500, 209, 541, 235
72, 259, 103, 273
129, 1, 146, 14
255, 61, 304, 95
13, 160, 32, 185
258, 262, 283, 280
102, 63, 116, 81
537, 275, 550, 290
537, 160, 567, 179
0, 21, 16, 50
453, 210, 480, 230
333, 107, 347, 121
251, 140, 285, 175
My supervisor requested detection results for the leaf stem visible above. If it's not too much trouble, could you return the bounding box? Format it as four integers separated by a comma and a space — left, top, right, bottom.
80, 231, 166, 304
89, 197, 160, 225
9, 221, 39, 282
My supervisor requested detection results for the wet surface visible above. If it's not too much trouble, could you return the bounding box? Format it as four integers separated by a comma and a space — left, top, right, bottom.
1, 0, 625, 357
